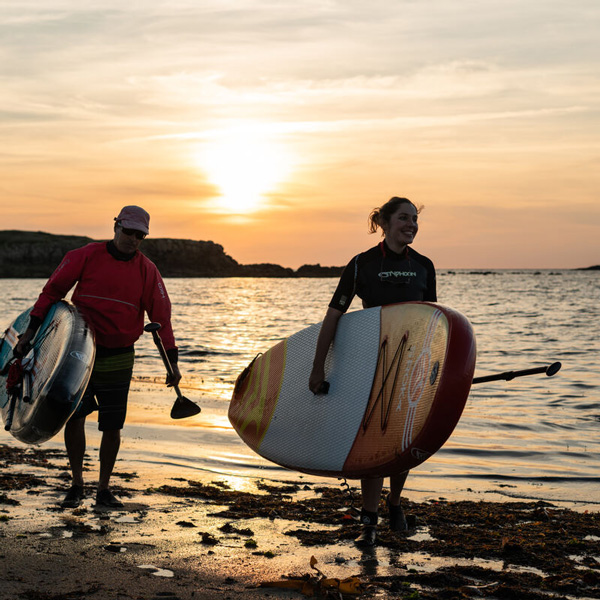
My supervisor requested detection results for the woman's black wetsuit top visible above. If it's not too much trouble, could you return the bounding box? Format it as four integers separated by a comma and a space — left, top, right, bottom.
329, 241, 437, 312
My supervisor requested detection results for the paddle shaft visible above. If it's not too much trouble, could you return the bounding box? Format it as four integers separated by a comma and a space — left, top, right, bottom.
473, 361, 561, 384
144, 323, 184, 400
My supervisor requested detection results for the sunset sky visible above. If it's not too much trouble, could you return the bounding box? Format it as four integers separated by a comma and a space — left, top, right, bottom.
1, 1, 598, 269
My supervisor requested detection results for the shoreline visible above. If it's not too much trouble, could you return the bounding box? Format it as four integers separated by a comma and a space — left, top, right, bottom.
2, 441, 599, 600
122, 381, 600, 514
2, 381, 600, 599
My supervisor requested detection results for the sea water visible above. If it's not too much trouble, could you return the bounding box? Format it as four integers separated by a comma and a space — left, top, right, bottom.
1, 271, 598, 508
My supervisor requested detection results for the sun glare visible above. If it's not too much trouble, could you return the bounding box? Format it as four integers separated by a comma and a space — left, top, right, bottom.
199, 127, 293, 214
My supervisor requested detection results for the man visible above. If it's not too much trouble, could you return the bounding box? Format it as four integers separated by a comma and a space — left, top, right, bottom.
15, 206, 181, 509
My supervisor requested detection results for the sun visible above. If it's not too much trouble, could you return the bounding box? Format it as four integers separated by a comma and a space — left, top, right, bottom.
198, 126, 293, 214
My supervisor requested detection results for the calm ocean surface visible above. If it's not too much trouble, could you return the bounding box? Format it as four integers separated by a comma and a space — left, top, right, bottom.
1, 271, 599, 508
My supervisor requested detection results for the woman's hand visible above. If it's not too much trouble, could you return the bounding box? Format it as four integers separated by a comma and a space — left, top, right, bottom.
308, 307, 343, 395
309, 365, 326, 395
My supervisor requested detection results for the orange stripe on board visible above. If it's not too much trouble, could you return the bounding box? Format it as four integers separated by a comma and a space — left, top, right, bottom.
343, 303, 448, 475
229, 340, 287, 451
240, 350, 272, 433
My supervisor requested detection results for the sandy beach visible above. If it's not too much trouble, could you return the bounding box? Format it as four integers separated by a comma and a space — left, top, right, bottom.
1, 381, 600, 600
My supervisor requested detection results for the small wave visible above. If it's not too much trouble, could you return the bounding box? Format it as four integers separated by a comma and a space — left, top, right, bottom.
138, 455, 292, 479
431, 472, 600, 485
181, 349, 230, 357
131, 375, 213, 393
570, 401, 600, 410
445, 448, 549, 459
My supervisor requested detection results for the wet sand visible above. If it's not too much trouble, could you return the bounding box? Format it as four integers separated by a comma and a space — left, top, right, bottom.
2, 441, 600, 600
1, 377, 600, 600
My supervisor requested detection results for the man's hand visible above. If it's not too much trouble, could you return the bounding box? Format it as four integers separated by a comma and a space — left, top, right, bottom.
166, 362, 182, 388
14, 329, 35, 359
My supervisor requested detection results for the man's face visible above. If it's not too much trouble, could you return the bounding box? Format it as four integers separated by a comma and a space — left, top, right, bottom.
113, 224, 145, 253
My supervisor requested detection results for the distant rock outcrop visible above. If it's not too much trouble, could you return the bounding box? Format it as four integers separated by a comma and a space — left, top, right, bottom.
0, 231, 343, 278
142, 238, 241, 277
0, 231, 95, 278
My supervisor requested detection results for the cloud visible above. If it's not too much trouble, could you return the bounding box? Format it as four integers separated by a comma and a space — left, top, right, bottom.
1, 1, 598, 268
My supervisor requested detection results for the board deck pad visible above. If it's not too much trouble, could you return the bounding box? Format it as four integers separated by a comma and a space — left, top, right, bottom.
229, 302, 476, 479
0, 301, 95, 444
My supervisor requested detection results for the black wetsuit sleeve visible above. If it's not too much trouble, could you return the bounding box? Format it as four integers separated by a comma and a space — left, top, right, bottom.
328, 257, 358, 313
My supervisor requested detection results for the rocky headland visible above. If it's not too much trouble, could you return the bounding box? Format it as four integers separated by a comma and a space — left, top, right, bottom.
0, 231, 343, 278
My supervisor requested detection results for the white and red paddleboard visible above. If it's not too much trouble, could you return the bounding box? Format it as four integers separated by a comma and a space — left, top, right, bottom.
229, 302, 476, 479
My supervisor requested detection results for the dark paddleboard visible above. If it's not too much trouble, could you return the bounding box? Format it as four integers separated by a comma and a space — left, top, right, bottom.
0, 301, 95, 444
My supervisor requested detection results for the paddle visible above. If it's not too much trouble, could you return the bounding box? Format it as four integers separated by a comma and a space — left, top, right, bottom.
472, 361, 561, 384
143, 322, 201, 419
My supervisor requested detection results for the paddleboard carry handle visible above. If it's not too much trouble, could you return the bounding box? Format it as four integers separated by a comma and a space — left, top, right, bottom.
473, 361, 562, 384
144, 322, 201, 419
233, 353, 262, 394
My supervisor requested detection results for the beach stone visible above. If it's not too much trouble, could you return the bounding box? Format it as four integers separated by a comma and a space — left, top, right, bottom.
175, 520, 196, 527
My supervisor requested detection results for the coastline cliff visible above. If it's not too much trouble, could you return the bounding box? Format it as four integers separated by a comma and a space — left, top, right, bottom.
0, 231, 344, 278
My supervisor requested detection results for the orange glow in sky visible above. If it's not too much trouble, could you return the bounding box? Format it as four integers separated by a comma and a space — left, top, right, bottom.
192, 124, 294, 214
1, 2, 598, 269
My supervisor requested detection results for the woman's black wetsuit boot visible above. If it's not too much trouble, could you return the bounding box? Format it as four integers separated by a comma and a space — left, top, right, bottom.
387, 494, 408, 532
355, 509, 378, 547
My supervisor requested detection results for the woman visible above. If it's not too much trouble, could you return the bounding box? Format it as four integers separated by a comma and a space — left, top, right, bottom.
309, 196, 436, 547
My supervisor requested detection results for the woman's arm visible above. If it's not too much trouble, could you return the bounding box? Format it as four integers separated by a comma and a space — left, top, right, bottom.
309, 306, 343, 394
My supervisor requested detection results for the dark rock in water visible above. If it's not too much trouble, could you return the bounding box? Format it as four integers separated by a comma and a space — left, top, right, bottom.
236, 262, 294, 277
295, 263, 344, 277
0, 230, 343, 278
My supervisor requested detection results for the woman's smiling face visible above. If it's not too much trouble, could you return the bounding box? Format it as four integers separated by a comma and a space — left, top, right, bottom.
382, 203, 419, 251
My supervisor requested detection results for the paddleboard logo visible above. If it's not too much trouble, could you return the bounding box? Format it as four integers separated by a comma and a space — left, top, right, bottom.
411, 447, 431, 462
70, 351, 88, 362
400, 309, 443, 452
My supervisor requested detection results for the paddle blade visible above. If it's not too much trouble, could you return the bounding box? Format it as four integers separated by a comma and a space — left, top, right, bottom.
170, 396, 201, 419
